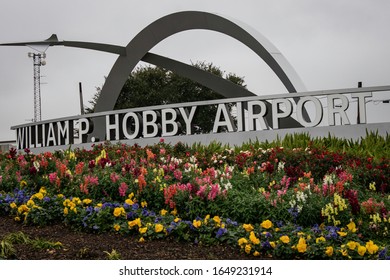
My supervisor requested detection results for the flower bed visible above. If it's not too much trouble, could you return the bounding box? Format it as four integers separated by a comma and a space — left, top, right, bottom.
1, 134, 390, 259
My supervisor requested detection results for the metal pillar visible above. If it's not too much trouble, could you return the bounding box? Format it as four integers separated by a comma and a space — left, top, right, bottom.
28, 52, 45, 122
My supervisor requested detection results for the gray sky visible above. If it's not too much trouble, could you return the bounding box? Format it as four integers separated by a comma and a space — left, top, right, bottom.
1, 0, 389, 141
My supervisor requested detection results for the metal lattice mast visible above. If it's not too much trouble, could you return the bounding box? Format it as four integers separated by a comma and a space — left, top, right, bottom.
28, 52, 45, 122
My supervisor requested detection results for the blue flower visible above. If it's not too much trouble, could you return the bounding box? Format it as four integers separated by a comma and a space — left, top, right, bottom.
216, 227, 227, 238
132, 203, 139, 211
378, 248, 388, 260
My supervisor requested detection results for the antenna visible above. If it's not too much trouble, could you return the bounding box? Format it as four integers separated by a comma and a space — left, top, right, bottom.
28, 52, 46, 122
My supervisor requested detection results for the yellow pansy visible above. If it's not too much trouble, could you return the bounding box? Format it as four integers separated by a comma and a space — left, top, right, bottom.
113, 207, 125, 217
213, 216, 221, 225
280, 235, 290, 244
325, 246, 334, 257
253, 251, 260, 257
347, 221, 357, 233
139, 227, 148, 234
260, 220, 273, 229
238, 238, 248, 247
269, 241, 276, 248
113, 224, 121, 231
160, 209, 168, 216
316, 236, 326, 243
83, 199, 92, 205
245, 244, 252, 254
193, 220, 202, 228
337, 231, 347, 237
141, 201, 148, 208
63, 207, 69, 215
296, 237, 307, 253
139, 237, 145, 243
128, 218, 142, 228
243, 223, 254, 232
249, 231, 260, 245
358, 245, 367, 256
155, 224, 164, 233
27, 200, 35, 207
10, 202, 17, 209
366, 240, 379, 254
346, 241, 358, 250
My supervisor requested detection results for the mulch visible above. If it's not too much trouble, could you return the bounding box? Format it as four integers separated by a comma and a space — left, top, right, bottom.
0, 215, 257, 260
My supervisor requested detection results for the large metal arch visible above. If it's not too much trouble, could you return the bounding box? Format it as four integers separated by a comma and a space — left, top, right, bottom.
95, 11, 307, 114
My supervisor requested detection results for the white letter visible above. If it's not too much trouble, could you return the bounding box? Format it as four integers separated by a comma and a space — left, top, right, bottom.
351, 92, 372, 124
213, 104, 235, 133
143, 110, 159, 138
161, 108, 179, 136
57, 121, 71, 145
296, 96, 323, 127
327, 94, 350, 126
78, 118, 92, 143
122, 112, 141, 140
46, 123, 57, 146
247, 101, 268, 131
179, 106, 197, 135
272, 99, 293, 129
106, 114, 120, 141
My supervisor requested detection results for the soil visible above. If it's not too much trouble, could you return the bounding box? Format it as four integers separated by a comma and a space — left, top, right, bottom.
0, 215, 257, 260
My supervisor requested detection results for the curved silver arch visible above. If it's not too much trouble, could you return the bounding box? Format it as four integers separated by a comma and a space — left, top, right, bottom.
95, 11, 307, 113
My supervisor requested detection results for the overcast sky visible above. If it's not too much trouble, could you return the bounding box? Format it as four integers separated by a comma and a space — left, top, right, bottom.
0, 0, 389, 141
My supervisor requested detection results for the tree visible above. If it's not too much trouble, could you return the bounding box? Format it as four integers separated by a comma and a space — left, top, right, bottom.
88, 62, 246, 133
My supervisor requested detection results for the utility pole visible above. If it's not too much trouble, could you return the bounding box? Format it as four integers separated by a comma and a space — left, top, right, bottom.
28, 52, 46, 122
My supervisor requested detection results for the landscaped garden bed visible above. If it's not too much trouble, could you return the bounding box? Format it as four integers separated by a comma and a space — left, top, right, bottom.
1, 132, 389, 259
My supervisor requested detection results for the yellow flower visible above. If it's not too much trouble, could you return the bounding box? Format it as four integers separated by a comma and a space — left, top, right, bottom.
160, 209, 168, 216
346, 241, 358, 250
243, 223, 254, 232
245, 244, 252, 254
213, 216, 221, 225
249, 231, 260, 245
260, 220, 273, 229
141, 201, 148, 208
10, 202, 17, 209
325, 246, 334, 257
139, 237, 145, 243
337, 231, 347, 237
139, 227, 148, 234
316, 236, 326, 243
14, 217, 21, 222
193, 220, 202, 228
113, 224, 121, 231
63, 207, 69, 215
113, 207, 125, 217
269, 241, 276, 248
238, 238, 248, 247
366, 240, 379, 255
347, 221, 357, 233
128, 218, 141, 228
20, 180, 27, 187
340, 249, 348, 257
296, 237, 307, 253
174, 217, 181, 223
358, 245, 367, 256
155, 224, 164, 233
39, 187, 47, 195
27, 200, 35, 207
280, 235, 290, 244
83, 199, 92, 205
33, 192, 44, 200
253, 251, 260, 257
125, 198, 134, 205
171, 208, 178, 216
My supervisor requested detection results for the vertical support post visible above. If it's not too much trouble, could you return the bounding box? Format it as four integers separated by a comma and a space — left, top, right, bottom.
79, 82, 85, 115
